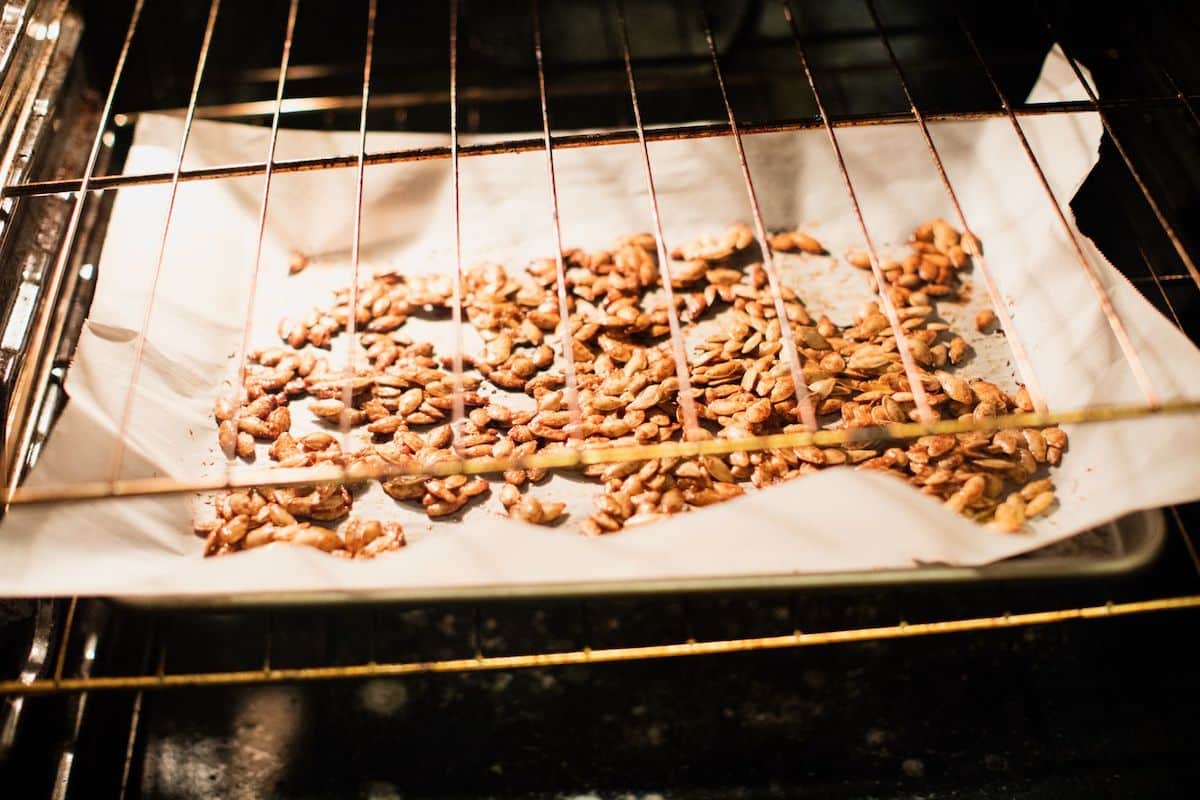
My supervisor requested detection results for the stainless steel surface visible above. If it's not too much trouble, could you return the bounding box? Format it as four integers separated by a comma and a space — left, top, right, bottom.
0, 1, 76, 420
1, 0, 126, 498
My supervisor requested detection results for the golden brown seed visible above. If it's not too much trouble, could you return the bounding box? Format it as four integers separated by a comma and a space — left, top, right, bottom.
396, 388, 424, 416
795, 446, 825, 465
499, 483, 521, 508
425, 497, 468, 518
935, 370, 973, 405
218, 419, 238, 458
301, 431, 335, 450
241, 393, 274, 419
203, 223, 1067, 549
268, 504, 297, 527
461, 476, 489, 497
267, 406, 291, 435
288, 252, 309, 275
975, 308, 997, 333
238, 416, 274, 439
291, 526, 342, 552
744, 397, 772, 424
1020, 478, 1053, 502
213, 396, 237, 422
538, 501, 566, 524
590, 511, 622, 533
1022, 429, 1047, 463
628, 384, 663, 411
537, 410, 572, 428
309, 398, 345, 419
513, 496, 546, 524
382, 476, 426, 501
948, 337, 969, 365
1042, 427, 1067, 449
792, 232, 825, 254
367, 415, 405, 435
486, 403, 514, 425
770, 230, 825, 255
228, 491, 255, 517
846, 250, 872, 269
243, 527, 275, 550
1014, 385, 1035, 412
1025, 491, 1055, 518
990, 499, 1025, 533
219, 514, 250, 545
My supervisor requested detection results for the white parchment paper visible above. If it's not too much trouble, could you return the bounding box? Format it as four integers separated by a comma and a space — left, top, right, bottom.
2, 48, 1198, 598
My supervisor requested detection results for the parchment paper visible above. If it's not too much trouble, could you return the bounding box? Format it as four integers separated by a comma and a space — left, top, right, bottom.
3, 48, 1199, 598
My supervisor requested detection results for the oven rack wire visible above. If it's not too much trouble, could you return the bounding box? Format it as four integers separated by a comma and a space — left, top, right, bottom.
1, 0, 1198, 504
3, 508, 1200, 698
0, 0, 1198, 696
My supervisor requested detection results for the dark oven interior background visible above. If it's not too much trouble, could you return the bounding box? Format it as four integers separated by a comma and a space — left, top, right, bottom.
3, 0, 1200, 797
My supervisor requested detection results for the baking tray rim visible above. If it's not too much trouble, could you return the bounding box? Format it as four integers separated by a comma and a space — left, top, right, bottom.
110, 508, 1165, 609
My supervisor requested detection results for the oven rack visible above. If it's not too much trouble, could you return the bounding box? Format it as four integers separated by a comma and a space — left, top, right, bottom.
3, 0, 1199, 506
0, 0, 1198, 693
2, 505, 1198, 701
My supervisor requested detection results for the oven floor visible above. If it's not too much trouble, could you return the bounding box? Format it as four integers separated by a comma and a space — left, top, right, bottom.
5, 516, 1200, 799
97, 601, 1196, 799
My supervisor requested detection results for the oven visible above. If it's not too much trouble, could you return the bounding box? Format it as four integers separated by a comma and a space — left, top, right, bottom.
2, 0, 1199, 796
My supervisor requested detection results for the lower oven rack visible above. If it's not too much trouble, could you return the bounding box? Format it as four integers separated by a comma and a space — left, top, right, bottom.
1, 503, 1196, 698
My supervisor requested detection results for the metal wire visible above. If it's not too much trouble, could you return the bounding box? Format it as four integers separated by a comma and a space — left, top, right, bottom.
613, 0, 701, 438
4, 593, 1199, 696
1174, 507, 1200, 576
2, 3, 1200, 707
117, 690, 144, 800
864, 0, 1048, 415
531, 0, 584, 437
340, 0, 377, 447
107, 0, 222, 482
2, 4, 1198, 510
6, 399, 1200, 505
1133, 227, 1184, 331
778, 0, 935, 424
52, 596, 77, 684
10, 96, 1195, 202
1044, 12, 1200, 292
700, 4, 818, 431
449, 0, 466, 442
958, 15, 1161, 408
1153, 58, 1200, 130
227, 0, 300, 464
2, 0, 144, 496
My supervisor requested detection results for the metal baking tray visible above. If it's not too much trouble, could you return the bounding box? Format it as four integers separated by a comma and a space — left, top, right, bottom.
0, 113, 1170, 608
115, 509, 1164, 608
0, 2, 1175, 609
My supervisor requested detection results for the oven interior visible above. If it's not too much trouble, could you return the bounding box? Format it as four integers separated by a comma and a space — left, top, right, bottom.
1, 0, 1199, 796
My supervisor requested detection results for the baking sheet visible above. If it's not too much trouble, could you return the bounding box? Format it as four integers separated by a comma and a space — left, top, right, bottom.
2, 48, 1199, 598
